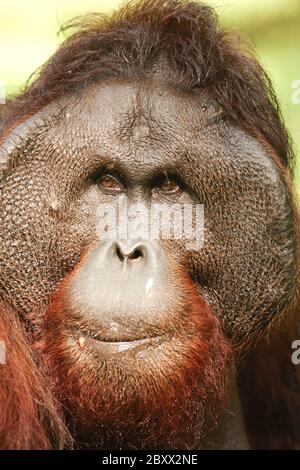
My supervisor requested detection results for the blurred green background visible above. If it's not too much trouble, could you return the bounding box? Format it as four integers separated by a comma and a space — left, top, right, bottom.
0, 0, 299, 193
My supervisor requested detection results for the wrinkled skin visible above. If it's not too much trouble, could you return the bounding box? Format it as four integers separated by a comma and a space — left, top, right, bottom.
0, 79, 296, 332
0, 79, 297, 448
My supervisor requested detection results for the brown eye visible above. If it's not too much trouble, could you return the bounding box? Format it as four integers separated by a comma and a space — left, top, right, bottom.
98, 175, 123, 193
159, 179, 180, 194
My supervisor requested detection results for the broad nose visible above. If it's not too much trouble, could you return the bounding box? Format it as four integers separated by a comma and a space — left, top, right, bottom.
115, 243, 145, 262
115, 241, 144, 263
106, 240, 159, 270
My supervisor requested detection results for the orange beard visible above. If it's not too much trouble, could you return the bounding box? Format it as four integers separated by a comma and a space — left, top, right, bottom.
42, 270, 234, 450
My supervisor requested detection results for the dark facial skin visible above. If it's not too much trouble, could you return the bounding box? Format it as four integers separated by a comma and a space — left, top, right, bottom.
0, 78, 296, 342
0, 78, 297, 448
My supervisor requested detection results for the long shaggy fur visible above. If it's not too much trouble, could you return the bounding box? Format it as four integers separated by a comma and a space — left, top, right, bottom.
0, 0, 299, 449
42, 269, 234, 449
0, 302, 71, 449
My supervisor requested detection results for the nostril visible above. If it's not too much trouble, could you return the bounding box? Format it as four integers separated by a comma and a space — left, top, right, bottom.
114, 243, 144, 263
128, 248, 143, 261
116, 246, 125, 262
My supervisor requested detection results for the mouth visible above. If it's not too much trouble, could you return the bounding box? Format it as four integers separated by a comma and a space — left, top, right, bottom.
74, 330, 163, 354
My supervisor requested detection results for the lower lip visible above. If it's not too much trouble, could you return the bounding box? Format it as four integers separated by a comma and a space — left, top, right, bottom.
78, 335, 162, 353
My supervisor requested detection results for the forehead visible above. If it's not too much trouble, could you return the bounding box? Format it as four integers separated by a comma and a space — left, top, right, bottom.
51, 78, 276, 183
53, 78, 276, 178
79, 79, 209, 138
60, 78, 219, 171
1, 78, 278, 189
34, 79, 214, 172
